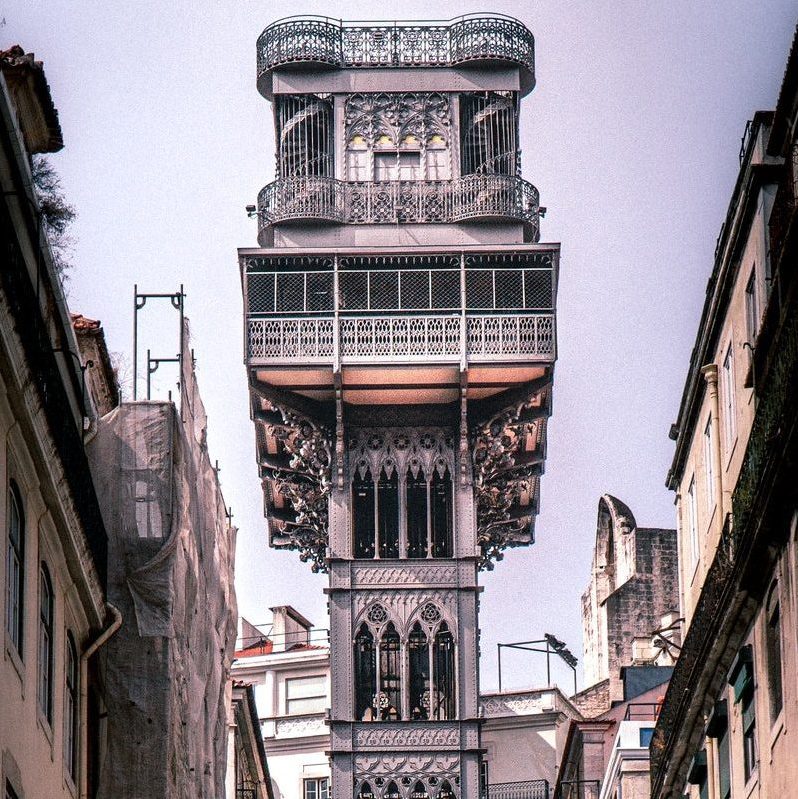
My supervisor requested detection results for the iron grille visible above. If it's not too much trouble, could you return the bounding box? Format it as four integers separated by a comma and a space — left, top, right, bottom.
486, 780, 550, 799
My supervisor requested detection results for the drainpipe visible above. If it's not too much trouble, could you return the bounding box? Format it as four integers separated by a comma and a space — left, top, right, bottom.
80, 603, 122, 799
700, 364, 724, 531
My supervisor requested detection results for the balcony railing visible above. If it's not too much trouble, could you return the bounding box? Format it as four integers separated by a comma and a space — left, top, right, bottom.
486, 780, 550, 799
257, 175, 540, 239
257, 14, 535, 83
247, 313, 554, 364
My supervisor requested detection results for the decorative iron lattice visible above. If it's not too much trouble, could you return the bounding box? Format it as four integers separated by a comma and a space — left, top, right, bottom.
257, 175, 540, 238
247, 314, 554, 363
487, 780, 550, 799
257, 15, 534, 78
247, 267, 552, 315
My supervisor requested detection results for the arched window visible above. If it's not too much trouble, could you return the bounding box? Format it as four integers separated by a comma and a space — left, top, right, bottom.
65, 632, 79, 780
410, 782, 429, 799
5, 481, 25, 655
357, 782, 375, 799
354, 624, 376, 721
353, 468, 376, 558
379, 623, 401, 720
408, 622, 430, 720
38, 563, 54, 724
406, 467, 428, 558
377, 466, 399, 558
433, 623, 456, 721
384, 782, 400, 799
439, 781, 456, 799
431, 467, 453, 558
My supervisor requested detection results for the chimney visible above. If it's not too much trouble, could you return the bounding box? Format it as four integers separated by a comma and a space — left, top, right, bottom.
270, 606, 313, 653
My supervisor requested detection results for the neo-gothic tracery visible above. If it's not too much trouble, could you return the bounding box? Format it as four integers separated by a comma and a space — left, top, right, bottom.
345, 93, 451, 182
354, 602, 456, 724
350, 429, 454, 560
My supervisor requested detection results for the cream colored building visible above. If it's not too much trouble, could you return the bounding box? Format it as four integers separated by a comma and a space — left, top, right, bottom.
0, 47, 112, 799
652, 27, 798, 799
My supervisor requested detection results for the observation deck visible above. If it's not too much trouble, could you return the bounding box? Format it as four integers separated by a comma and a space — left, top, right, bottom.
257, 175, 540, 245
257, 14, 536, 98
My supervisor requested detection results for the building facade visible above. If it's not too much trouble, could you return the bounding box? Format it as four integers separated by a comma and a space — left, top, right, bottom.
651, 27, 798, 799
0, 47, 110, 799
240, 15, 559, 799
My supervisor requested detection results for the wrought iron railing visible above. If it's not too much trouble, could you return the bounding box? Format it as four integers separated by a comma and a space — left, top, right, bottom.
486, 780, 550, 799
257, 175, 540, 238
246, 265, 554, 316
257, 14, 535, 79
246, 313, 555, 363
553, 780, 600, 799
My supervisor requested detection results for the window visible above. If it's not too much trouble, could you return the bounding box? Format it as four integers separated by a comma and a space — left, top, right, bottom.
5, 481, 24, 656
373, 151, 421, 181
639, 727, 655, 747
480, 761, 489, 796
728, 645, 756, 782
354, 624, 376, 721
706, 700, 729, 799
408, 622, 430, 720
378, 623, 401, 720
65, 633, 79, 780
687, 477, 699, 567
352, 459, 453, 560
357, 783, 375, 799
745, 267, 759, 344
432, 622, 456, 720
38, 564, 54, 724
722, 344, 736, 452
285, 675, 326, 715
347, 148, 369, 182
426, 144, 450, 180
704, 418, 715, 514
303, 777, 329, 799
765, 585, 783, 723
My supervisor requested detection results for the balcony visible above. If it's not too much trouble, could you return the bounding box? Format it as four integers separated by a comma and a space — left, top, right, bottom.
257, 14, 535, 96
486, 780, 550, 799
243, 251, 556, 366
257, 175, 540, 242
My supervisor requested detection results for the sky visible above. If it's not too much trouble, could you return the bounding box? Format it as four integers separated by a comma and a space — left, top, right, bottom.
4, 1, 796, 692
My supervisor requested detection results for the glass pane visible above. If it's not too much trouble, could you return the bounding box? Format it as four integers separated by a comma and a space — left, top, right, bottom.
379, 624, 401, 719
406, 469, 428, 558
378, 467, 399, 559
398, 152, 421, 180
286, 675, 326, 699
431, 469, 453, 558
409, 623, 430, 720
374, 153, 397, 181
353, 469, 375, 559
354, 625, 376, 721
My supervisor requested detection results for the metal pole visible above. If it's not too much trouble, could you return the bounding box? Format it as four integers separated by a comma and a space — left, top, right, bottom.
146, 349, 151, 400
497, 644, 502, 693
133, 284, 138, 400
546, 641, 551, 686
573, 666, 577, 696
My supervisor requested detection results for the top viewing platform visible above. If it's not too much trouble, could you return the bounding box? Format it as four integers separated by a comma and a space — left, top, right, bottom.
257, 14, 536, 98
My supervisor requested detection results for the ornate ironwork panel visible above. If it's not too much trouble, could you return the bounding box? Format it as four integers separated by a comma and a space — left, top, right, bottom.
258, 15, 534, 78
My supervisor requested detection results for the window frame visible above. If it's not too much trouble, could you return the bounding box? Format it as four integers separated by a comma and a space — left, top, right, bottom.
722, 342, 736, 454
5, 480, 25, 657
285, 674, 327, 716
765, 584, 784, 726
687, 476, 699, 568
703, 416, 715, 515
64, 631, 79, 781
38, 562, 55, 726
744, 266, 759, 345
303, 777, 329, 799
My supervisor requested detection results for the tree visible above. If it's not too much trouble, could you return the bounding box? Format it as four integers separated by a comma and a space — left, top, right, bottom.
31, 155, 75, 278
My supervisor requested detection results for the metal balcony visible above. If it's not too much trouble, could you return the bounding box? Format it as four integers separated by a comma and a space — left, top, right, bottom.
257, 14, 535, 96
486, 781, 550, 799
242, 251, 557, 366
257, 175, 540, 241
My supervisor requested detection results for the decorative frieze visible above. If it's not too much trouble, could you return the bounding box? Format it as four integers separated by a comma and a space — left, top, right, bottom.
354, 724, 460, 749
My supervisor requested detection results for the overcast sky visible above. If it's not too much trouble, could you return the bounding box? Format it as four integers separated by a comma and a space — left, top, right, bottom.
5, 1, 796, 692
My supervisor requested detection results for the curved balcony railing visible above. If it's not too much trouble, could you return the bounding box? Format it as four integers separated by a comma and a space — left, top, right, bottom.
257, 175, 540, 239
257, 14, 535, 90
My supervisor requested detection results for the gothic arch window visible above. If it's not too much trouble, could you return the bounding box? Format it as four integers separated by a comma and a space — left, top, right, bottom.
276, 94, 334, 178
431, 466, 453, 558
378, 622, 401, 720
408, 621, 430, 720
354, 623, 376, 721
384, 782, 400, 799
353, 467, 376, 558
357, 782, 375, 799
378, 465, 399, 558
438, 781, 456, 799
350, 430, 455, 561
406, 466, 428, 558
433, 622, 456, 721
410, 782, 429, 799
344, 93, 450, 182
